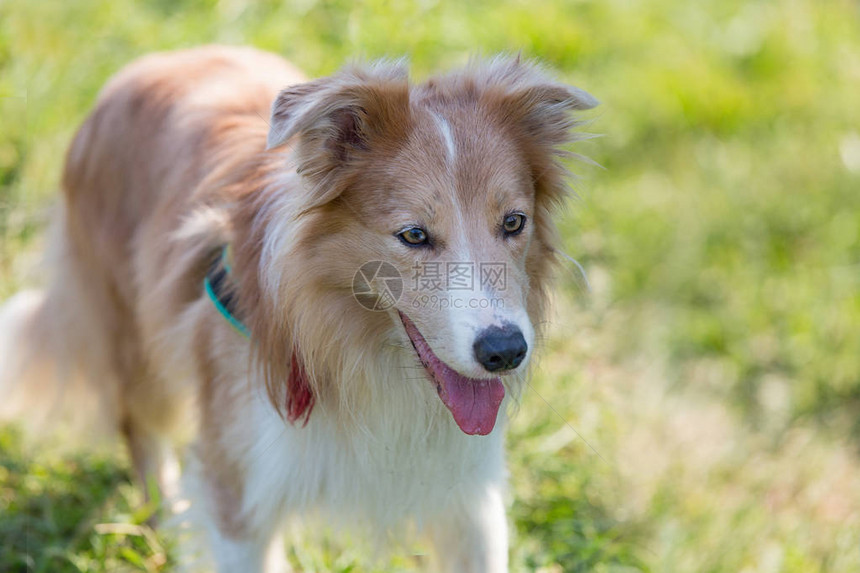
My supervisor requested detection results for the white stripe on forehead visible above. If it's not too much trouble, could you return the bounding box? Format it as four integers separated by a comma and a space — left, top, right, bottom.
429, 110, 472, 265
431, 111, 457, 166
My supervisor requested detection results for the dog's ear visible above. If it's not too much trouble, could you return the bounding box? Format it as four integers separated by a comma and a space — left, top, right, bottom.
500, 82, 597, 147
266, 79, 334, 150
475, 55, 597, 136
267, 62, 411, 207
478, 56, 597, 204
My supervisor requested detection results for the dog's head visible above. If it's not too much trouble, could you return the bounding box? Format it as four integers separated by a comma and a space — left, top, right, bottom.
251, 56, 596, 435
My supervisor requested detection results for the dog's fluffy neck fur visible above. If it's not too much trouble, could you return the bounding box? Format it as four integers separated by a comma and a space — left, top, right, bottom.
235, 346, 509, 533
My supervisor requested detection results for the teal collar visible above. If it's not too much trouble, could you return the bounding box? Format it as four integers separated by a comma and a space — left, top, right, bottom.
204, 245, 250, 338
204, 247, 315, 425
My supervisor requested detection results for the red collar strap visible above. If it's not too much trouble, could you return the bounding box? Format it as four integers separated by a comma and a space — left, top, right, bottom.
287, 347, 314, 426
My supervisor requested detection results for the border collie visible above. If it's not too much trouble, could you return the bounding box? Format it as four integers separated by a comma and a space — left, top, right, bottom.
0, 46, 596, 572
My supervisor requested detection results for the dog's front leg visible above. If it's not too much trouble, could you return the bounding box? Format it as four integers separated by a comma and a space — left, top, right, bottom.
426, 483, 509, 573
189, 438, 290, 573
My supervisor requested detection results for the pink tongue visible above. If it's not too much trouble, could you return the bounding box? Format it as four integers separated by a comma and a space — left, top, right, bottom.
435, 365, 505, 436
400, 312, 505, 435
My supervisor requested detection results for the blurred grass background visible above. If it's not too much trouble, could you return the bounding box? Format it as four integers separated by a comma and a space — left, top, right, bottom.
1, 0, 859, 571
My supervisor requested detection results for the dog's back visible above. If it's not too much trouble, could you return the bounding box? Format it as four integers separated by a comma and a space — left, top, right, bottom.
0, 46, 302, 472
63, 46, 302, 318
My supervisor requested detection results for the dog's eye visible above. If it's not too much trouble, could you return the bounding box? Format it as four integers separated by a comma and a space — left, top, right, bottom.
397, 226, 429, 247
502, 213, 526, 236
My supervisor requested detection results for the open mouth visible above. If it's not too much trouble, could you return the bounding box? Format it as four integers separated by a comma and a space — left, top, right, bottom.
398, 311, 505, 436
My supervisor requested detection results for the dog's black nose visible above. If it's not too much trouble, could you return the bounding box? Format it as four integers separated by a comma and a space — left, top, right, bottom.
473, 325, 528, 373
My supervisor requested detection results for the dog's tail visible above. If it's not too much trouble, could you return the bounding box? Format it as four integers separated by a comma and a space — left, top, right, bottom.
0, 212, 120, 440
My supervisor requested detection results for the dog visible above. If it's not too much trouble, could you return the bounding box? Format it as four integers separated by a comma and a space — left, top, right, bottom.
0, 46, 596, 572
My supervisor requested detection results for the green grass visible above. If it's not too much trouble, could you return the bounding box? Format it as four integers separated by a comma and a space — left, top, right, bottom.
0, 428, 169, 572
2, 0, 860, 571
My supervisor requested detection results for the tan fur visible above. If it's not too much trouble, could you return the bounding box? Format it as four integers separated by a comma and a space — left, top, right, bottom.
0, 46, 596, 571
58, 46, 305, 499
